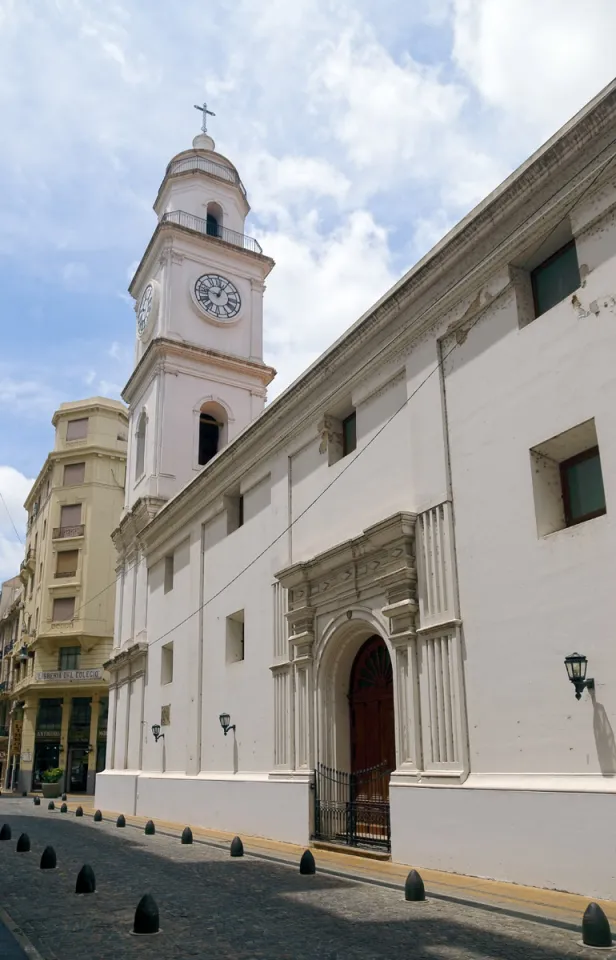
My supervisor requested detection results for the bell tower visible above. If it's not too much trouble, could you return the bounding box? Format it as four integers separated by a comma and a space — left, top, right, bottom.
122, 105, 276, 514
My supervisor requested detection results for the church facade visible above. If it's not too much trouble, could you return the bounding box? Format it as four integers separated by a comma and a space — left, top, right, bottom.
97, 81, 616, 899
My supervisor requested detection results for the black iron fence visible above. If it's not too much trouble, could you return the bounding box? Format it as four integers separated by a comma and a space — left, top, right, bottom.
313, 761, 392, 852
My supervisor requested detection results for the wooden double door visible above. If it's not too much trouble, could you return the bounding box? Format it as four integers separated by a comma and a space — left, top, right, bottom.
349, 635, 395, 799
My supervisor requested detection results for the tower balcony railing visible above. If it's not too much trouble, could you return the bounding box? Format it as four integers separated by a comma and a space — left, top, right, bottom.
166, 154, 247, 198
161, 210, 263, 255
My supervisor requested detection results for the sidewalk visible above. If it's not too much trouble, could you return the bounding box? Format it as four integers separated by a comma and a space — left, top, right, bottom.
64, 798, 615, 930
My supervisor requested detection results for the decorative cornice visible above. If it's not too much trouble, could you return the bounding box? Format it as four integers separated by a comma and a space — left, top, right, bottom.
104, 640, 148, 671
129, 219, 274, 298
122, 337, 276, 406
113, 496, 168, 558
276, 512, 418, 651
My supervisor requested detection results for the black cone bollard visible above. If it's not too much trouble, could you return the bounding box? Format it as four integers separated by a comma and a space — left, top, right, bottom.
16, 833, 30, 853
133, 894, 160, 935
299, 849, 316, 875
33, 796, 40, 806
181, 826, 193, 845
0, 824, 11, 841
404, 869, 426, 902
40, 846, 57, 870
48, 801, 55, 811
144, 820, 155, 836
230, 836, 244, 858
116, 814, 126, 828
582, 902, 612, 948
93, 809, 102, 822
61, 793, 67, 802
75, 806, 83, 817
75, 864, 96, 894
60, 803, 68, 813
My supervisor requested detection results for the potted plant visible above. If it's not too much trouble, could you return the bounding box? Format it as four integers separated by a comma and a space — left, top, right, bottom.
40, 768, 64, 799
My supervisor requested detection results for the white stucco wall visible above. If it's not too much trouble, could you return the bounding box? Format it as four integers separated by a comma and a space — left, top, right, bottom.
445, 249, 616, 781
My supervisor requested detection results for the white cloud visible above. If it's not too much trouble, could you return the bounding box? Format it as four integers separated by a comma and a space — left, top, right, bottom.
310, 23, 507, 214
0, 465, 32, 582
452, 0, 616, 138
263, 208, 396, 394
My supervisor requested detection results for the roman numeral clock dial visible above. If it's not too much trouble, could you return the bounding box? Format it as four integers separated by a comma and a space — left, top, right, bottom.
194, 274, 241, 321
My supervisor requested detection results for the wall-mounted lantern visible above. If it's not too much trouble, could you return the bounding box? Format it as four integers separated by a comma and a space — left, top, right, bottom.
219, 713, 235, 736
151, 723, 164, 743
564, 653, 595, 701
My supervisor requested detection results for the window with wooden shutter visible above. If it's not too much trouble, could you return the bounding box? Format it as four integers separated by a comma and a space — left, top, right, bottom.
56, 550, 78, 578
60, 504, 82, 529
66, 418, 88, 441
63, 463, 85, 485
52, 597, 75, 622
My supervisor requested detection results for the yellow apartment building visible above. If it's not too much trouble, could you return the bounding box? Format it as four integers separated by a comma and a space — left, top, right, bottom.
7, 397, 127, 795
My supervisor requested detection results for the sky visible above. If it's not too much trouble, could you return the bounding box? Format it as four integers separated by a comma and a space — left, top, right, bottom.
0, 0, 615, 580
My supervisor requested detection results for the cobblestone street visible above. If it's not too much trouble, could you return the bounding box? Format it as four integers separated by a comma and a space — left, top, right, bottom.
0, 798, 599, 959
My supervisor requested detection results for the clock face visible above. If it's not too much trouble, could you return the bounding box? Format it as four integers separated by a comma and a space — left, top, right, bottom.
137, 283, 154, 337
194, 274, 241, 320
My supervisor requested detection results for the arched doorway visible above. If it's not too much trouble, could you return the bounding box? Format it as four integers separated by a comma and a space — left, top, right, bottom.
313, 631, 396, 852
349, 635, 395, 777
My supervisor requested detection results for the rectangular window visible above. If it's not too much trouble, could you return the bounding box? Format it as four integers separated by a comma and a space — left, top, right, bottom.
342, 412, 357, 457
37, 697, 63, 730
69, 696, 91, 738
56, 550, 78, 578
530, 419, 607, 536
60, 504, 82, 530
58, 645, 80, 670
66, 418, 88, 441
53, 597, 76, 623
531, 240, 581, 318
560, 446, 606, 527
226, 610, 245, 663
226, 495, 244, 534
164, 554, 174, 594
63, 462, 85, 485
161, 642, 174, 684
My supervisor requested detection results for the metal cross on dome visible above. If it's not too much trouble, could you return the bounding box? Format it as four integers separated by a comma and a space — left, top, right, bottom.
194, 101, 215, 134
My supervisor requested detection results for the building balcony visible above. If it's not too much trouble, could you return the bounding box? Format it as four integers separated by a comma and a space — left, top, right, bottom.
19, 546, 36, 582
52, 524, 85, 540
166, 153, 248, 198
161, 210, 263, 255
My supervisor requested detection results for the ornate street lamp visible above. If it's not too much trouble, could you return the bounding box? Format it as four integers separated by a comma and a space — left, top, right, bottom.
151, 724, 164, 743
219, 713, 235, 736
564, 653, 595, 701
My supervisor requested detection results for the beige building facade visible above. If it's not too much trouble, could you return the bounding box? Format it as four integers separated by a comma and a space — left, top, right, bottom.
5, 397, 127, 794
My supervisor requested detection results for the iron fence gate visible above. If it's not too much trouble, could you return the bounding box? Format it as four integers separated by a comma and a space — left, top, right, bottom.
313, 761, 392, 851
